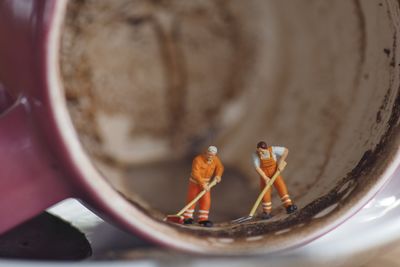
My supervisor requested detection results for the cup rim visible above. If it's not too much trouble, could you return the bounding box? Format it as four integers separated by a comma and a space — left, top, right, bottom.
43, 0, 400, 255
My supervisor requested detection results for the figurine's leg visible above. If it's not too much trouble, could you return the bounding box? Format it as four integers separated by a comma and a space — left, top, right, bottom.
183, 181, 200, 220
274, 176, 297, 213
260, 179, 272, 215
198, 191, 211, 222
273, 176, 293, 207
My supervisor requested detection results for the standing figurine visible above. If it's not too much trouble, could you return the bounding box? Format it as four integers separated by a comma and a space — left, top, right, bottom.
183, 146, 224, 227
253, 141, 297, 219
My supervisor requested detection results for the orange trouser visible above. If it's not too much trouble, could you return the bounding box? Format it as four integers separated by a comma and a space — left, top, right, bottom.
260, 165, 293, 213
183, 180, 210, 221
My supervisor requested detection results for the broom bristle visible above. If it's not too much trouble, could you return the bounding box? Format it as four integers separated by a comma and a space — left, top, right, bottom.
165, 215, 184, 224
231, 216, 253, 224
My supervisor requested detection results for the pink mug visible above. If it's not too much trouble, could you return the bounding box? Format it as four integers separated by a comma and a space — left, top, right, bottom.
1, 0, 400, 255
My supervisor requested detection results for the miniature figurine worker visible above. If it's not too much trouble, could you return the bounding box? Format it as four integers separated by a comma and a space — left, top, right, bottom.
253, 141, 297, 219
183, 146, 224, 227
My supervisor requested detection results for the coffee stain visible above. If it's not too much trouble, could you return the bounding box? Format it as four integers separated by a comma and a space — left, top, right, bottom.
147, 15, 188, 145
354, 0, 367, 71
306, 0, 367, 188
61, 1, 104, 151
352, 0, 367, 100
214, 1, 253, 101
166, 1, 400, 239
60, 0, 400, 242
125, 1, 249, 152
62, 0, 249, 161
376, 2, 398, 124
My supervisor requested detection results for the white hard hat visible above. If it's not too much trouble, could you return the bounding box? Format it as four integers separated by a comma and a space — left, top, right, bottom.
207, 146, 218, 154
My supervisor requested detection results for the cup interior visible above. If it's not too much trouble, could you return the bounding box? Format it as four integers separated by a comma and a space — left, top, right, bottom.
58, 0, 400, 253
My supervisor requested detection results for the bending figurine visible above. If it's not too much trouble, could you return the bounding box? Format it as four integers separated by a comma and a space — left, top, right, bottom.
252, 141, 297, 219
183, 146, 224, 227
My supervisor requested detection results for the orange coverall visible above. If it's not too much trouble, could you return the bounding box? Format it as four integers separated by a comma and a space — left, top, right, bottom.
258, 147, 293, 213
183, 154, 224, 221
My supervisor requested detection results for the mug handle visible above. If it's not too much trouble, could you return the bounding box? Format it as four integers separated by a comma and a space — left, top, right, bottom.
0, 101, 72, 234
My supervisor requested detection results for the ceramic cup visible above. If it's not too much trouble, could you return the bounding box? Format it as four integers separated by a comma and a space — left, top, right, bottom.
1, 0, 400, 255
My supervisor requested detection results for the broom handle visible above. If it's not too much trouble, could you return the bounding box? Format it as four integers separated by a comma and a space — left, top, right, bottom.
249, 162, 286, 217
176, 179, 218, 216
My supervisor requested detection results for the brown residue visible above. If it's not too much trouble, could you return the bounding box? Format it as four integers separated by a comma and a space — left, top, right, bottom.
60, 0, 400, 242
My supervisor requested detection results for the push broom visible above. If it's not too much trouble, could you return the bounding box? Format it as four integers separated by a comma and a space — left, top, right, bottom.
232, 161, 287, 224
165, 179, 218, 224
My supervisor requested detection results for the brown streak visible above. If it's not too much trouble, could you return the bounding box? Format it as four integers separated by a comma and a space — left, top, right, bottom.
308, 0, 368, 187
150, 16, 187, 144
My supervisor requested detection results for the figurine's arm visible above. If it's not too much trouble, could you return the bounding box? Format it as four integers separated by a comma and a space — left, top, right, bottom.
191, 157, 205, 186
253, 153, 269, 181
256, 167, 269, 181
213, 156, 224, 183
273, 146, 289, 170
